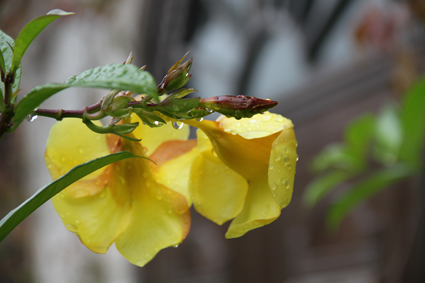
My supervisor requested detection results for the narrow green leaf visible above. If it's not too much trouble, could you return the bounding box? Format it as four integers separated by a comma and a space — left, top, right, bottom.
327, 164, 415, 228
0, 151, 143, 243
373, 103, 402, 165
303, 170, 353, 206
0, 46, 5, 74
10, 9, 74, 74
399, 77, 425, 169
11, 64, 158, 131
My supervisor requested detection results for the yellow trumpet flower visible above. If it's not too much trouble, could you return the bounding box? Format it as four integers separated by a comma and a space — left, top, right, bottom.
45, 118, 197, 267
186, 112, 297, 238
44, 111, 297, 266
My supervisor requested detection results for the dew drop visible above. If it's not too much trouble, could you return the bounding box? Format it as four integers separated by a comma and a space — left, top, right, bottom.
173, 244, 179, 248
296, 154, 299, 161
153, 121, 160, 126
235, 122, 241, 127
65, 224, 78, 233
275, 116, 284, 122
74, 189, 90, 197
269, 164, 274, 170
172, 121, 183, 129
196, 118, 203, 121
280, 177, 286, 184
261, 114, 272, 122
156, 190, 163, 200
173, 105, 180, 111
248, 119, 257, 124
284, 146, 289, 153
206, 108, 213, 113
284, 156, 289, 164
285, 180, 290, 190
274, 154, 282, 162
26, 114, 38, 122
119, 177, 126, 184
271, 183, 277, 191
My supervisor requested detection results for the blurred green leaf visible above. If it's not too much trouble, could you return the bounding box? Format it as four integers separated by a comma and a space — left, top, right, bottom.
399, 78, 425, 169
345, 113, 375, 156
12, 64, 158, 131
0, 151, 144, 243
373, 103, 402, 165
10, 9, 74, 74
303, 170, 353, 207
327, 164, 415, 228
311, 144, 365, 173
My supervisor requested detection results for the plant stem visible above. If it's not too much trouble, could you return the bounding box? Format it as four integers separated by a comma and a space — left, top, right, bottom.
33, 101, 102, 120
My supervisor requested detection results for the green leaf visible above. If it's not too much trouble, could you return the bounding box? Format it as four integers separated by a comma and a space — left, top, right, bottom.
399, 77, 425, 169
327, 164, 415, 228
158, 97, 200, 113
373, 103, 402, 165
11, 64, 158, 131
344, 113, 375, 156
310, 144, 365, 174
10, 9, 74, 74
303, 170, 353, 207
0, 44, 5, 74
1, 29, 22, 96
0, 151, 143, 243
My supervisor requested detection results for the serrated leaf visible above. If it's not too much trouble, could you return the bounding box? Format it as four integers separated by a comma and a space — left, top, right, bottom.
399, 77, 425, 169
11, 64, 158, 131
303, 170, 353, 207
327, 164, 415, 229
10, 9, 74, 74
0, 151, 144, 243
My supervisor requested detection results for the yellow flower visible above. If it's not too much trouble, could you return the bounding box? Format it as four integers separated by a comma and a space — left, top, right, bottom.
44, 111, 297, 266
45, 118, 197, 267
185, 112, 297, 238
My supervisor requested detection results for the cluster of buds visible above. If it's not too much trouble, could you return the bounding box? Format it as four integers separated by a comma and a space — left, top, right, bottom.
41, 52, 279, 140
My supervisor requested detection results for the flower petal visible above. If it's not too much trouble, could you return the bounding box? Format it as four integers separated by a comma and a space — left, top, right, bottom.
45, 119, 110, 180
115, 139, 191, 267
52, 167, 132, 254
131, 113, 190, 155
151, 140, 198, 206
190, 130, 248, 225
225, 177, 281, 239
268, 127, 298, 208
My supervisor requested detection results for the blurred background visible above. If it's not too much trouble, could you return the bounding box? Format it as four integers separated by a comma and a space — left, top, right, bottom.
1, 0, 424, 282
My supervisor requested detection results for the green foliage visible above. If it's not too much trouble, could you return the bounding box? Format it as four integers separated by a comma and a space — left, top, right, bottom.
12, 63, 158, 131
0, 29, 22, 97
305, 77, 425, 228
10, 9, 74, 75
0, 152, 144, 242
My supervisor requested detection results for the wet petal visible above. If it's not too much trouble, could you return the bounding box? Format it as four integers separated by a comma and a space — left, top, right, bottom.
115, 140, 191, 267
268, 127, 297, 208
225, 177, 281, 239
190, 131, 248, 224
151, 140, 198, 206
52, 165, 131, 254
45, 119, 111, 197
131, 113, 190, 155
45, 119, 110, 179
219, 112, 290, 139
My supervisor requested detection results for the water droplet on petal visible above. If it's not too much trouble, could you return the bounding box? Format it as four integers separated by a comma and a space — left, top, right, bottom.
206, 108, 213, 113
65, 224, 78, 233
156, 190, 163, 200
271, 183, 277, 191
173, 244, 179, 248
296, 154, 299, 161
285, 180, 290, 190
74, 189, 90, 197
280, 177, 286, 184
274, 154, 282, 162
196, 118, 203, 121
